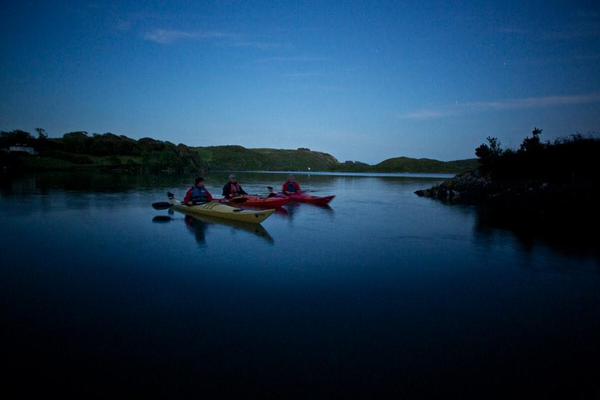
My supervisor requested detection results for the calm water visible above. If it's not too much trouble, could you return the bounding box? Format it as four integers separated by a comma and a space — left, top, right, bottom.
1, 172, 599, 398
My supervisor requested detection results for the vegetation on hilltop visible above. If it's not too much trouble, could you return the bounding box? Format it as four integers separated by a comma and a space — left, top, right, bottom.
374, 157, 477, 173
253, 148, 339, 171
192, 146, 339, 171
1, 129, 475, 174
416, 128, 600, 229
1, 130, 206, 173
473, 128, 599, 183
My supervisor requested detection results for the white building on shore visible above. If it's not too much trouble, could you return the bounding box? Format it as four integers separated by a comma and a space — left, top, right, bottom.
7, 145, 37, 155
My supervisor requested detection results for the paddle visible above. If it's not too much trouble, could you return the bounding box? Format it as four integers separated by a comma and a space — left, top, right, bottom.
154, 197, 243, 209
152, 215, 172, 223
267, 186, 315, 195
152, 201, 172, 210
227, 196, 249, 203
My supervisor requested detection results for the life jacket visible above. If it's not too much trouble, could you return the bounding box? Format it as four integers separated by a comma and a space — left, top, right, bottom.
191, 186, 210, 203
229, 182, 242, 196
285, 181, 299, 193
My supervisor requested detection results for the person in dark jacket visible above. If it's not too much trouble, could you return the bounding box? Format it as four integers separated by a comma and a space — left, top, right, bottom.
183, 177, 213, 205
222, 174, 247, 199
266, 186, 277, 198
282, 175, 301, 195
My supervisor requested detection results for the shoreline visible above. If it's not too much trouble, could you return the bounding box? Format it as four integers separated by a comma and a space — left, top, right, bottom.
2, 160, 461, 177
225, 170, 456, 178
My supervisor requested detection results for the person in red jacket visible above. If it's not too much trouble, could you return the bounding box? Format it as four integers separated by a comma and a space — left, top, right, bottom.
282, 175, 301, 195
183, 177, 213, 205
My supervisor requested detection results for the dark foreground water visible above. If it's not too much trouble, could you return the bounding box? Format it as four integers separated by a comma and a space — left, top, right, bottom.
1, 172, 599, 398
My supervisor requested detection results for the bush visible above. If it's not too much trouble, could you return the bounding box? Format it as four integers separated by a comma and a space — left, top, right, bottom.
474, 128, 600, 182
475, 136, 503, 171
0, 130, 35, 148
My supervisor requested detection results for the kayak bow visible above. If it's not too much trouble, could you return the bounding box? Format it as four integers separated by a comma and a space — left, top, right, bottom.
285, 193, 335, 205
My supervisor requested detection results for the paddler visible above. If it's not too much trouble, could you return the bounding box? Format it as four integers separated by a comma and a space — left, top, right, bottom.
266, 186, 277, 198
222, 174, 248, 199
282, 175, 301, 195
184, 177, 213, 205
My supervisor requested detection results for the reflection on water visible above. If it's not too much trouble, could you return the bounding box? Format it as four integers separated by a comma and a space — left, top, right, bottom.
152, 215, 172, 223
182, 214, 274, 245
2, 170, 598, 260
151, 213, 275, 244
284, 202, 334, 222
474, 206, 600, 264
1, 171, 600, 397
1, 171, 598, 260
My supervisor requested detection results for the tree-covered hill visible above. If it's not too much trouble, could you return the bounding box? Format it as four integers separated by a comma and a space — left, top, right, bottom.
191, 146, 339, 171
373, 157, 477, 173
0, 129, 475, 174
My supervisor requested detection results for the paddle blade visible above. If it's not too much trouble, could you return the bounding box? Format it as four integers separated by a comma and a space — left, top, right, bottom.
152, 201, 172, 210
152, 215, 172, 223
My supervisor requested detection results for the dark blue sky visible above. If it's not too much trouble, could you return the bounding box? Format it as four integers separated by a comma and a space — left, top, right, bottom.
1, 1, 599, 162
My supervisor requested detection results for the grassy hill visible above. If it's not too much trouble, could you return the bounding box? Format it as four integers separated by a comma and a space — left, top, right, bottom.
373, 157, 477, 173
192, 146, 339, 171
1, 129, 476, 174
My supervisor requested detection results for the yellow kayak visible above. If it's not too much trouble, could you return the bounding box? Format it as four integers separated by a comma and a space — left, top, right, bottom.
169, 199, 274, 224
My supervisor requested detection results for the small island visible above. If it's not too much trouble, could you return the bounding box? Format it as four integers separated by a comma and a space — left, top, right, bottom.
416, 128, 600, 233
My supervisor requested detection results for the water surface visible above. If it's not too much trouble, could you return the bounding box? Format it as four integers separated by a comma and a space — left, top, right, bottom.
1, 172, 599, 397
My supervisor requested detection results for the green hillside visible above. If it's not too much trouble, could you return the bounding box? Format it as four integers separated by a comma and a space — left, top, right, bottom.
1, 129, 476, 174
191, 146, 339, 171
374, 157, 478, 173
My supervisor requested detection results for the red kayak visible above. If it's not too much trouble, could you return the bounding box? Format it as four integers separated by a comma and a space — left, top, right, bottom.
219, 195, 291, 208
285, 193, 335, 205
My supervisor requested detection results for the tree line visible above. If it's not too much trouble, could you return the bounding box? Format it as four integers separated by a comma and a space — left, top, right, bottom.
0, 129, 206, 173
474, 128, 600, 182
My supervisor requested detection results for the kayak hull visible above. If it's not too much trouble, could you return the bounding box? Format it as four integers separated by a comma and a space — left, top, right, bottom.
286, 193, 335, 205
219, 196, 291, 208
170, 200, 274, 224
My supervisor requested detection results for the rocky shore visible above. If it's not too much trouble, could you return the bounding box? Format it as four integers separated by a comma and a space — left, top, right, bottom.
415, 169, 490, 203
415, 168, 598, 227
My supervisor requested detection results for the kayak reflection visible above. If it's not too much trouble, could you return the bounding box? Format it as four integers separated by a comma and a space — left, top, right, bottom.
284, 202, 334, 221
183, 214, 274, 245
152, 215, 172, 223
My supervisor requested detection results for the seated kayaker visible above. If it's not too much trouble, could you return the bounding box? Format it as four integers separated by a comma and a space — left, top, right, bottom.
183, 177, 213, 205
266, 186, 277, 198
222, 174, 247, 199
282, 175, 301, 195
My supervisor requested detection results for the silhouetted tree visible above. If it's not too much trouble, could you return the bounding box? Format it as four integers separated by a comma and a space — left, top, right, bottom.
520, 127, 543, 153
475, 136, 503, 168
35, 128, 48, 140
0, 130, 35, 148
62, 131, 90, 153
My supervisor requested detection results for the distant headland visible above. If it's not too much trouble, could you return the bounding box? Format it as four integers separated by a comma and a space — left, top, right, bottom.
0, 129, 476, 174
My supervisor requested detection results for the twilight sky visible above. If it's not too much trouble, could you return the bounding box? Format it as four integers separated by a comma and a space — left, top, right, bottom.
1, 0, 599, 162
